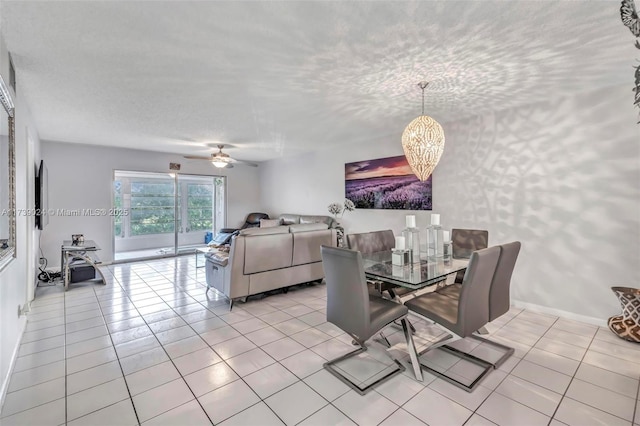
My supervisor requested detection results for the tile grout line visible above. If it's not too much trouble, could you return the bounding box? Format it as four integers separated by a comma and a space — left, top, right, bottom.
64, 288, 68, 425
461, 309, 558, 425
143, 258, 302, 426
243, 285, 452, 425
166, 261, 293, 423
111, 264, 219, 425
2, 281, 317, 421
25, 260, 640, 426
90, 279, 142, 426
390, 308, 525, 426
545, 318, 599, 425
146, 262, 342, 425
633, 375, 639, 426
9, 278, 324, 418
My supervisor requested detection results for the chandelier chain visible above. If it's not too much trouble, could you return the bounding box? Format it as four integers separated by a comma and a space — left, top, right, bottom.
418, 81, 428, 116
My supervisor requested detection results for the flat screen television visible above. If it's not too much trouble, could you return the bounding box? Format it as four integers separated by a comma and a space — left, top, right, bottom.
35, 159, 49, 230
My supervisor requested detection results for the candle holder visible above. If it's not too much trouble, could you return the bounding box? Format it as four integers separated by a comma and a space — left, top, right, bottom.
392, 249, 410, 266
402, 215, 421, 264
427, 214, 444, 261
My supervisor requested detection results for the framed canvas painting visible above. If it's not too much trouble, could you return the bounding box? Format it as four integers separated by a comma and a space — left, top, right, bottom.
345, 155, 432, 210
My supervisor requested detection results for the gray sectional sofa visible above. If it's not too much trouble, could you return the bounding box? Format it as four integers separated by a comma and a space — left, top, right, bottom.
205, 214, 338, 309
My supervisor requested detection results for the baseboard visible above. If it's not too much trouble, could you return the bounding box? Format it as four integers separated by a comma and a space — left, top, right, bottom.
0, 318, 27, 411
512, 299, 606, 328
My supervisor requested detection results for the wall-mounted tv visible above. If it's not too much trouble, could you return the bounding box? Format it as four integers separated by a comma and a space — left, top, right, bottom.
35, 160, 49, 230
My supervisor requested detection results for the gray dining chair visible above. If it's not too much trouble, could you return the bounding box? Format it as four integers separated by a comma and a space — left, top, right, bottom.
346, 230, 395, 254
347, 230, 395, 296
437, 241, 521, 368
347, 230, 417, 300
347, 230, 418, 341
450, 228, 489, 284
475, 241, 520, 366
404, 246, 501, 392
452, 229, 489, 259
320, 245, 423, 394
438, 228, 491, 294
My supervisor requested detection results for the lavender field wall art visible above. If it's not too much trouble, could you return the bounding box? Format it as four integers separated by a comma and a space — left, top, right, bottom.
345, 155, 432, 210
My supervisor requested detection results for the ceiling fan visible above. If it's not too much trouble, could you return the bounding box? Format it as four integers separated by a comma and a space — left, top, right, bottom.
183, 145, 258, 168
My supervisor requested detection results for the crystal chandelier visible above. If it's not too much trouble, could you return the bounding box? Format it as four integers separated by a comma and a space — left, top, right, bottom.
401, 82, 445, 181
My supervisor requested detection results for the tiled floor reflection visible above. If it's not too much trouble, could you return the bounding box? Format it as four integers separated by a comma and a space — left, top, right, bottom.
1, 256, 639, 426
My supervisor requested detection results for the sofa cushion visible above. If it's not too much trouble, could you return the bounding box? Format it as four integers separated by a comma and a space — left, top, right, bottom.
260, 218, 281, 228
279, 214, 301, 225
300, 215, 334, 227
292, 229, 334, 266
289, 223, 329, 233
239, 226, 288, 236
243, 233, 293, 274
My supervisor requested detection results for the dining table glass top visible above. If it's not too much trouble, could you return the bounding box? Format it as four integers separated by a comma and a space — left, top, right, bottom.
361, 251, 469, 289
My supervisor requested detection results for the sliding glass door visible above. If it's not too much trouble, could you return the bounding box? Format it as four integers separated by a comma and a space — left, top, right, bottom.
176, 174, 226, 253
113, 171, 226, 262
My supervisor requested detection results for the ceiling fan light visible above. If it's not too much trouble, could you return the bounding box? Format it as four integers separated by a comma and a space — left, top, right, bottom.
401, 115, 445, 181
211, 160, 228, 168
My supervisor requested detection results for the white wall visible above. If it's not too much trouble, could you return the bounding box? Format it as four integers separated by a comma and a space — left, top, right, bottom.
0, 34, 42, 403
40, 141, 262, 264
260, 84, 640, 323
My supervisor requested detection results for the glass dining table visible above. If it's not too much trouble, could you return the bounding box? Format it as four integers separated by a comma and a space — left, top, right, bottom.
359, 251, 469, 383
361, 251, 469, 291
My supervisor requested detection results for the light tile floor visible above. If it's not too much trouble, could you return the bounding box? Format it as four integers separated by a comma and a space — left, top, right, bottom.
1, 256, 639, 426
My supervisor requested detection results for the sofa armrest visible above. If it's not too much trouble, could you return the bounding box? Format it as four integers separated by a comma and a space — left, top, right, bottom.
205, 251, 229, 267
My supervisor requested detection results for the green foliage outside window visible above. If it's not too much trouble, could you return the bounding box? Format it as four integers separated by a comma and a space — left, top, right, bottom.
187, 183, 213, 231
114, 175, 222, 238
130, 181, 176, 236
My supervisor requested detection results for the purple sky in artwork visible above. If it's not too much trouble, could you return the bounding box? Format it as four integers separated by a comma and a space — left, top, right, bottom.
345, 155, 414, 180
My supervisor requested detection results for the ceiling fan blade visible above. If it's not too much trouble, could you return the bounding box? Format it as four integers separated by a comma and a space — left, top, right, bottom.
183, 155, 211, 160
233, 159, 259, 167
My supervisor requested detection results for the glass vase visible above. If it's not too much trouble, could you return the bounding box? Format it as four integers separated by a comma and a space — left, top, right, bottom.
402, 215, 420, 264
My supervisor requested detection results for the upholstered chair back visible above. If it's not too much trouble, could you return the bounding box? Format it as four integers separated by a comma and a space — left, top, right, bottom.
321, 246, 371, 340
457, 246, 501, 337
346, 230, 395, 254
488, 242, 521, 321
452, 229, 488, 259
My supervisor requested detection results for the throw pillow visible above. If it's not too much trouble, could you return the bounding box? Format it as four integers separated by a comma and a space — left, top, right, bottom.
240, 226, 289, 236
260, 218, 282, 228
288, 223, 329, 232
300, 215, 331, 226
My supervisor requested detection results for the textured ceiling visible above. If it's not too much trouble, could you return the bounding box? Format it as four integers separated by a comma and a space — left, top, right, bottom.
0, 1, 634, 162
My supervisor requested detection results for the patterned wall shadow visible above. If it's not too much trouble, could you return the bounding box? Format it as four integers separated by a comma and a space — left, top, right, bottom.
436, 85, 640, 320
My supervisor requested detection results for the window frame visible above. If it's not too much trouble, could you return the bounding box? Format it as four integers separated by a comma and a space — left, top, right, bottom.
112, 171, 227, 241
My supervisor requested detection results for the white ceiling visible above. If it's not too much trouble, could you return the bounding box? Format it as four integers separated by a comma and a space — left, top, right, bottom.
0, 1, 634, 162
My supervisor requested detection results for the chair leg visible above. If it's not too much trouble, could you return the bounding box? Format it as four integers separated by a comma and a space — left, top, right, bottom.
469, 335, 515, 369
323, 345, 405, 395
401, 318, 422, 382
429, 345, 494, 392
378, 331, 391, 348
411, 328, 493, 392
